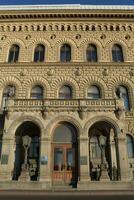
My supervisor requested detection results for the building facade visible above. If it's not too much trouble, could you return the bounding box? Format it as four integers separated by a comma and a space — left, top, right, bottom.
0, 4, 134, 190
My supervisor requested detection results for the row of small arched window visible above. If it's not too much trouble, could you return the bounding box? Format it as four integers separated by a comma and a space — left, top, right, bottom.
2, 84, 130, 110
8, 43, 124, 63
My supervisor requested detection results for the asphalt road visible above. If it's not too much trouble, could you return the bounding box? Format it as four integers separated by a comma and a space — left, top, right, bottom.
0, 191, 134, 200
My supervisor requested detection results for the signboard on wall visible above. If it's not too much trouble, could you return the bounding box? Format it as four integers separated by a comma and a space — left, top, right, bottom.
40, 155, 48, 165
1, 154, 8, 165
80, 156, 87, 165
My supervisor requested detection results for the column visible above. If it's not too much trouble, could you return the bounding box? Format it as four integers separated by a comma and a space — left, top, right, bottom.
0, 136, 15, 180
117, 135, 130, 181
39, 137, 51, 185
79, 136, 90, 182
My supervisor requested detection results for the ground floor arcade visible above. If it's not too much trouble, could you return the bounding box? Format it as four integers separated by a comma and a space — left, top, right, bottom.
0, 114, 134, 189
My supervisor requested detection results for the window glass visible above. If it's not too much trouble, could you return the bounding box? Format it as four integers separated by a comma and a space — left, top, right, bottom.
87, 85, 100, 99
53, 123, 76, 143
112, 44, 124, 62
8, 44, 19, 63
127, 135, 134, 158
86, 44, 97, 62
60, 44, 71, 62
34, 44, 45, 62
59, 85, 72, 99
30, 85, 43, 99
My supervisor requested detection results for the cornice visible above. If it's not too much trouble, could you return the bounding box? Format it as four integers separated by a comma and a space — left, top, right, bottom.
0, 5, 134, 21
0, 62, 134, 67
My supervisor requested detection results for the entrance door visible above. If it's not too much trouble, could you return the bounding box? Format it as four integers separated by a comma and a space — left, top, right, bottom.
52, 144, 77, 186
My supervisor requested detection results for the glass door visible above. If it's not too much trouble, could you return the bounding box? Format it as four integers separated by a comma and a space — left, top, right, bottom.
52, 144, 77, 186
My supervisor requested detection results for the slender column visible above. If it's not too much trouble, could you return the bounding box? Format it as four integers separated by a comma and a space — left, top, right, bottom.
117, 135, 130, 181
39, 136, 51, 184
0, 136, 15, 180
79, 136, 90, 181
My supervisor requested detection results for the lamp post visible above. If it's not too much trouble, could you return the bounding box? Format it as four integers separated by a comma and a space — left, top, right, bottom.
19, 135, 31, 181
99, 135, 110, 181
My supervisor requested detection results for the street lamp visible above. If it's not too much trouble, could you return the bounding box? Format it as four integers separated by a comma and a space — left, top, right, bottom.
19, 135, 31, 181
22, 135, 32, 169
98, 135, 109, 181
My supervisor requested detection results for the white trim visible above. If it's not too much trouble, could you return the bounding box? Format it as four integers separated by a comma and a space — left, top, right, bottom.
0, 4, 134, 11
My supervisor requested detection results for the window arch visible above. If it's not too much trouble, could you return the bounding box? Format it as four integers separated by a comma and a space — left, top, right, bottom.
86, 44, 98, 62
34, 44, 45, 62
126, 134, 134, 158
112, 44, 124, 62
60, 44, 71, 62
2, 85, 16, 108
8, 44, 19, 63
30, 85, 43, 99
53, 123, 76, 143
59, 85, 72, 99
116, 85, 130, 110
87, 85, 100, 99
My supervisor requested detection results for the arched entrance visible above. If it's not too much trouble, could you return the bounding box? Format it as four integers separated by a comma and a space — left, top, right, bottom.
12, 121, 41, 181
52, 122, 78, 187
89, 121, 120, 181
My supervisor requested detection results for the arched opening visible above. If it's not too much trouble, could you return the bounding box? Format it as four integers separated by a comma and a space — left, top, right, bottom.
112, 44, 124, 62
86, 44, 98, 62
30, 85, 43, 99
126, 134, 134, 158
34, 44, 45, 62
52, 122, 78, 187
87, 85, 100, 99
8, 44, 19, 63
60, 44, 71, 62
89, 121, 119, 181
12, 121, 41, 181
59, 85, 72, 99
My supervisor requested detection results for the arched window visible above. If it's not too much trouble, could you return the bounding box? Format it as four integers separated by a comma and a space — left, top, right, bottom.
86, 44, 97, 62
53, 123, 76, 143
2, 85, 16, 108
112, 44, 124, 62
60, 44, 71, 62
90, 136, 101, 158
87, 85, 100, 99
30, 85, 43, 99
8, 44, 19, 63
126, 135, 134, 158
59, 85, 72, 99
34, 44, 45, 62
116, 86, 130, 110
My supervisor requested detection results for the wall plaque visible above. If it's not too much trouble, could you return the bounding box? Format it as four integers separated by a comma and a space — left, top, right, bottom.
40, 155, 48, 165
1, 154, 8, 165
80, 156, 87, 165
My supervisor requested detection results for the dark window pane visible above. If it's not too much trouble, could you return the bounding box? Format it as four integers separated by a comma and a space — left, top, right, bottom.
53, 123, 76, 143
86, 44, 97, 62
31, 85, 43, 99
59, 85, 72, 99
60, 44, 71, 62
127, 135, 134, 158
112, 44, 124, 62
34, 44, 45, 62
87, 85, 100, 99
8, 45, 19, 63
